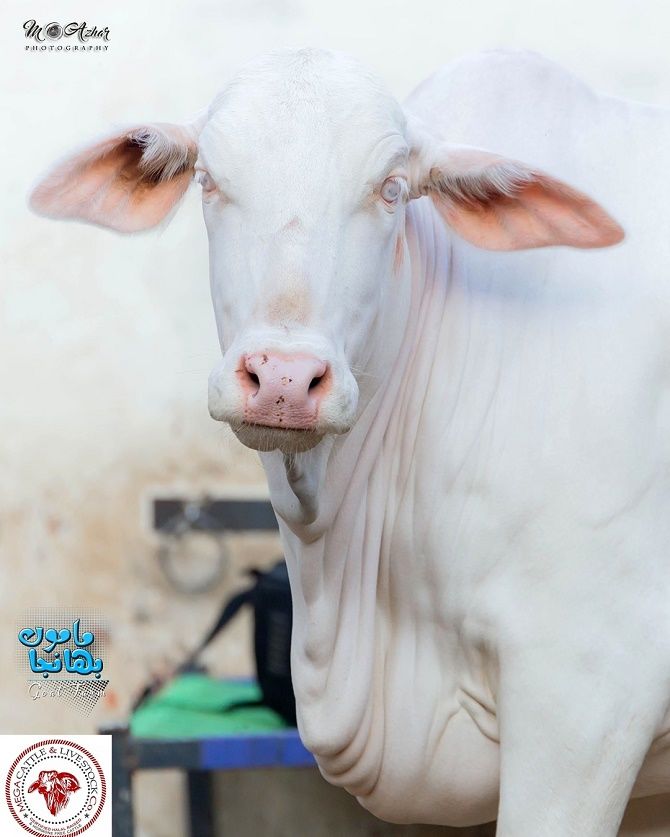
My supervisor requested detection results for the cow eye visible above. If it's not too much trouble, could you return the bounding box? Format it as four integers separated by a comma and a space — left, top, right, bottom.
195, 170, 217, 195
380, 177, 402, 205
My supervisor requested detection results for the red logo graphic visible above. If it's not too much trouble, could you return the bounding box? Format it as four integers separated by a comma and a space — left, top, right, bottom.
28, 770, 81, 816
5, 739, 106, 835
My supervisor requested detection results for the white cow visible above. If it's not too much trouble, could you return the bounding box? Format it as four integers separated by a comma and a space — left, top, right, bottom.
30, 49, 670, 835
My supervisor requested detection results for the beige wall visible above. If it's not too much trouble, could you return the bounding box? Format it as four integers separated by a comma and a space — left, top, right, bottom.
3, 0, 670, 833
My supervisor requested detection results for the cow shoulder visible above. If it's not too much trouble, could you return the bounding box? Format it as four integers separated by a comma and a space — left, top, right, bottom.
404, 50, 595, 158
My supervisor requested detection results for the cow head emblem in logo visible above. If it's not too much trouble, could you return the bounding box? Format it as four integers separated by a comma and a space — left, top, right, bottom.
27, 769, 81, 816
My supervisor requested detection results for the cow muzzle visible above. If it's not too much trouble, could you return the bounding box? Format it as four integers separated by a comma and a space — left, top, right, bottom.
238, 351, 330, 430
209, 347, 358, 453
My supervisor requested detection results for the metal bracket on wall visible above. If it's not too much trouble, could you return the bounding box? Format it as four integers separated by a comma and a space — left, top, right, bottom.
152, 498, 279, 595
153, 498, 279, 534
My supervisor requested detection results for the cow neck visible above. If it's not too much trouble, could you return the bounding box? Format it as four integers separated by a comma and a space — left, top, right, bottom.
264, 199, 451, 754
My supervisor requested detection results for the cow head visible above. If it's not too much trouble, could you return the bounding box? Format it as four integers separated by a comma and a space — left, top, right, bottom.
30, 49, 622, 456
28, 770, 80, 816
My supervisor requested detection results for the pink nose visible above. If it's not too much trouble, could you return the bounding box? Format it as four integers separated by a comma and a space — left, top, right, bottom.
237, 352, 330, 430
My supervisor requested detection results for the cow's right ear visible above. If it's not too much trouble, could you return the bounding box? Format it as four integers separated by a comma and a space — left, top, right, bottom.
29, 122, 201, 233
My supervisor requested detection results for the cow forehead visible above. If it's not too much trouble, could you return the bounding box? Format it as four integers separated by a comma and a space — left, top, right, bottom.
199, 48, 407, 183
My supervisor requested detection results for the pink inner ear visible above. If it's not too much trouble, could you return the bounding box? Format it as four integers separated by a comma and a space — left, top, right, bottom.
29, 125, 196, 233
423, 147, 624, 251
437, 177, 622, 251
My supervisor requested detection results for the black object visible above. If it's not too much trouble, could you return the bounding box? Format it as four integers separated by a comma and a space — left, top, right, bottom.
180, 560, 296, 725
153, 498, 279, 533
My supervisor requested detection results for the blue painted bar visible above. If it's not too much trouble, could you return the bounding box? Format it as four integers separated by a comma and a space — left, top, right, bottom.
200, 730, 315, 770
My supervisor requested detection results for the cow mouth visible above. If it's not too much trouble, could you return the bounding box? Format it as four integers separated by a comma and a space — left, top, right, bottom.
234, 421, 324, 453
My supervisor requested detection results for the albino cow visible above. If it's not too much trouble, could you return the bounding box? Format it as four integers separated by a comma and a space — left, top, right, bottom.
30, 49, 670, 835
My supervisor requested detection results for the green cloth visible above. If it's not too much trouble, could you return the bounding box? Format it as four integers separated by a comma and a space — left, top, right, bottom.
131, 674, 289, 739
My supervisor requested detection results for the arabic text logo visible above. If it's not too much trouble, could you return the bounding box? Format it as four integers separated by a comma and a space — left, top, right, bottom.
16, 612, 109, 715
18, 620, 103, 679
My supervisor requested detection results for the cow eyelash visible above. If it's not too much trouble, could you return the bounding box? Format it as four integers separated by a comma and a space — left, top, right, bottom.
195, 170, 217, 196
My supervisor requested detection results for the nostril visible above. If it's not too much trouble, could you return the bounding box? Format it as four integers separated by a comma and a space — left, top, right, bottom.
238, 359, 261, 395
309, 375, 323, 391
246, 369, 260, 396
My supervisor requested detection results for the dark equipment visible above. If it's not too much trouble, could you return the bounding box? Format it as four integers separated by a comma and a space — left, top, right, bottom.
181, 560, 297, 725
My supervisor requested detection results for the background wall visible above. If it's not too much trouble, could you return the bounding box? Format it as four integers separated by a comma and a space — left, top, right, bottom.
2, 0, 669, 834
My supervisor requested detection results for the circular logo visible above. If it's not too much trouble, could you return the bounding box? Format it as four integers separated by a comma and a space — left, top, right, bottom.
44, 23, 63, 41
5, 739, 106, 836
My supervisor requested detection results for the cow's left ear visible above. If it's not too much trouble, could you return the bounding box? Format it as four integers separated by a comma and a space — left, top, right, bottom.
29, 122, 201, 233
408, 132, 624, 251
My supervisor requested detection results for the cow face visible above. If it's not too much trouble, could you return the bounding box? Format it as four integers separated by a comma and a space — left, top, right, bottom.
200, 51, 411, 453
30, 48, 622, 455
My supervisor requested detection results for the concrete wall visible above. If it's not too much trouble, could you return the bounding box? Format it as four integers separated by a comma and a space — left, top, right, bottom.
3, 0, 670, 833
